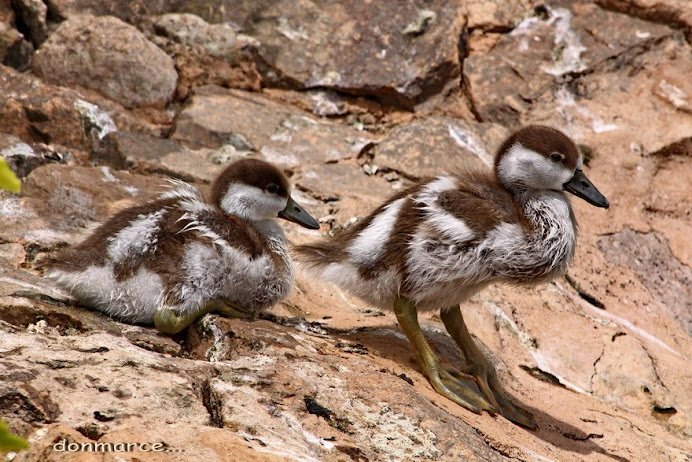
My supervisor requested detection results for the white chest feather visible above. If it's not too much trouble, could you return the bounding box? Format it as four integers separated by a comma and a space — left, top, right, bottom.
176, 219, 293, 314
406, 191, 576, 308
482, 192, 576, 280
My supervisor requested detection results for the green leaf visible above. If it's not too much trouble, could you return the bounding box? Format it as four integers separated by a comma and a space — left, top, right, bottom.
0, 158, 21, 193
0, 419, 29, 453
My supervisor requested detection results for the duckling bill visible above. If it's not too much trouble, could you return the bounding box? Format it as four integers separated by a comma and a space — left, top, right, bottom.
297, 125, 609, 428
44, 158, 319, 334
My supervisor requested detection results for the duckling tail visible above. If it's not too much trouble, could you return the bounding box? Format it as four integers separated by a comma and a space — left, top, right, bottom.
293, 242, 340, 269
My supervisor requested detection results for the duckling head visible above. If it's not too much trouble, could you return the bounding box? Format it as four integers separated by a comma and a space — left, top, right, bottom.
211, 158, 320, 229
494, 125, 609, 208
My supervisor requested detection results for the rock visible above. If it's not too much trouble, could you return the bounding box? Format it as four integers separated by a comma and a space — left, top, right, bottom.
599, 229, 691, 335
294, 161, 392, 205
32, 15, 178, 109
45, 0, 233, 24
153, 13, 238, 59
596, 0, 692, 40
10, 0, 48, 46
465, 0, 533, 31
0, 22, 33, 71
94, 131, 249, 183
235, 0, 466, 109
591, 333, 676, 413
0, 134, 40, 177
150, 13, 261, 99
0, 64, 163, 151
93, 131, 188, 171
0, 243, 25, 266
0, 0, 14, 24
172, 86, 377, 168
1, 0, 691, 460
372, 117, 508, 178
463, 2, 676, 126
44, 1, 466, 108
0, 164, 164, 247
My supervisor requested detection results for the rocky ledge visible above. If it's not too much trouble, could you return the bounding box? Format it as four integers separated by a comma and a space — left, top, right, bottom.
1, 0, 690, 461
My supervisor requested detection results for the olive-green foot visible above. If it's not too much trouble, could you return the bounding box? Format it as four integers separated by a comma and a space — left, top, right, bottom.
393, 296, 495, 415
154, 306, 200, 334
441, 306, 537, 429
154, 300, 253, 335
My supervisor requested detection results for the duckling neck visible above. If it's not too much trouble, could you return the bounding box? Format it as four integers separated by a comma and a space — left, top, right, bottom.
504, 189, 577, 281
252, 220, 293, 273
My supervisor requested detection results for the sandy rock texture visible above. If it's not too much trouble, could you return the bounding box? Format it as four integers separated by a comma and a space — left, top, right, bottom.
1, 0, 690, 461
32, 15, 178, 108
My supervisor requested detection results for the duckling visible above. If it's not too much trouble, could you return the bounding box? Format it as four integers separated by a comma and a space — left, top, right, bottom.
44, 158, 319, 334
296, 125, 608, 428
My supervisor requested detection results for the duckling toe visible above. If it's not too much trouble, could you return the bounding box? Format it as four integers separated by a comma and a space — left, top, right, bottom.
212, 300, 254, 319
154, 306, 195, 335
426, 368, 494, 414
466, 358, 537, 429
499, 400, 537, 429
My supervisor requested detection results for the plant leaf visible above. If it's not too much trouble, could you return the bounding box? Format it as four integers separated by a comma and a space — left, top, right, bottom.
0, 419, 29, 453
0, 158, 21, 193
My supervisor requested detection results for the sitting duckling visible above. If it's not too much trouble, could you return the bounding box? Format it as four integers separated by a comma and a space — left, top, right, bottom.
44, 158, 319, 334
296, 125, 608, 428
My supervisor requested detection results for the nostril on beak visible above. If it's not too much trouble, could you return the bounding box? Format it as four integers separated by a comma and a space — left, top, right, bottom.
581, 180, 590, 188
294, 206, 300, 212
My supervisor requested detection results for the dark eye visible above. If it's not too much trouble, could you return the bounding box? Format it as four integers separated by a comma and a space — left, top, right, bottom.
550, 152, 564, 162
266, 183, 280, 194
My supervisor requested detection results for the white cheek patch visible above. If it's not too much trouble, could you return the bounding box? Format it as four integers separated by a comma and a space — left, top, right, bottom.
347, 198, 405, 264
498, 143, 574, 190
221, 183, 288, 220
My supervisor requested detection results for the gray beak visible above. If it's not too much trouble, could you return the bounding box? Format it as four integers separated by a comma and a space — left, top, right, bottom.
563, 169, 609, 208
278, 196, 320, 229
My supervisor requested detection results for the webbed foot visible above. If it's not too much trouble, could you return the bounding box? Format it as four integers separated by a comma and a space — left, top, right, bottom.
441, 306, 537, 429
393, 296, 495, 414
154, 300, 253, 335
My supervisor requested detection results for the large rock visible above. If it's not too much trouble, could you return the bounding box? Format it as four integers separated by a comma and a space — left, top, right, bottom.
596, 0, 692, 40
0, 22, 33, 71
236, 0, 467, 109
172, 86, 377, 167
463, 2, 675, 126
46, 1, 466, 109
32, 15, 178, 109
150, 13, 261, 99
45, 0, 238, 24
10, 0, 48, 46
372, 117, 508, 178
94, 130, 252, 183
0, 64, 163, 152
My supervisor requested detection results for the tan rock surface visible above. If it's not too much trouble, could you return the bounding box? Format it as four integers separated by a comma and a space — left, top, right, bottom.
32, 15, 178, 108
0, 1, 691, 461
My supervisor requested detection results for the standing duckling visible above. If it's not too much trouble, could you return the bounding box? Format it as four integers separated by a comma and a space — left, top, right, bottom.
296, 125, 608, 428
44, 158, 319, 334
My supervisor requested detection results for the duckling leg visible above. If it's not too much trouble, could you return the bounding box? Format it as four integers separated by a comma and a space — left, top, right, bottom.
393, 296, 494, 414
154, 300, 253, 334
440, 305, 537, 429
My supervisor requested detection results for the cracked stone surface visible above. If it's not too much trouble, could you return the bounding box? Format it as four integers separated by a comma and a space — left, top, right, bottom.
32, 15, 178, 109
1, 0, 691, 461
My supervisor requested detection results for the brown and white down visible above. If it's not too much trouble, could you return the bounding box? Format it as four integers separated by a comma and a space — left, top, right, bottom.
296, 125, 609, 428
44, 158, 320, 334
